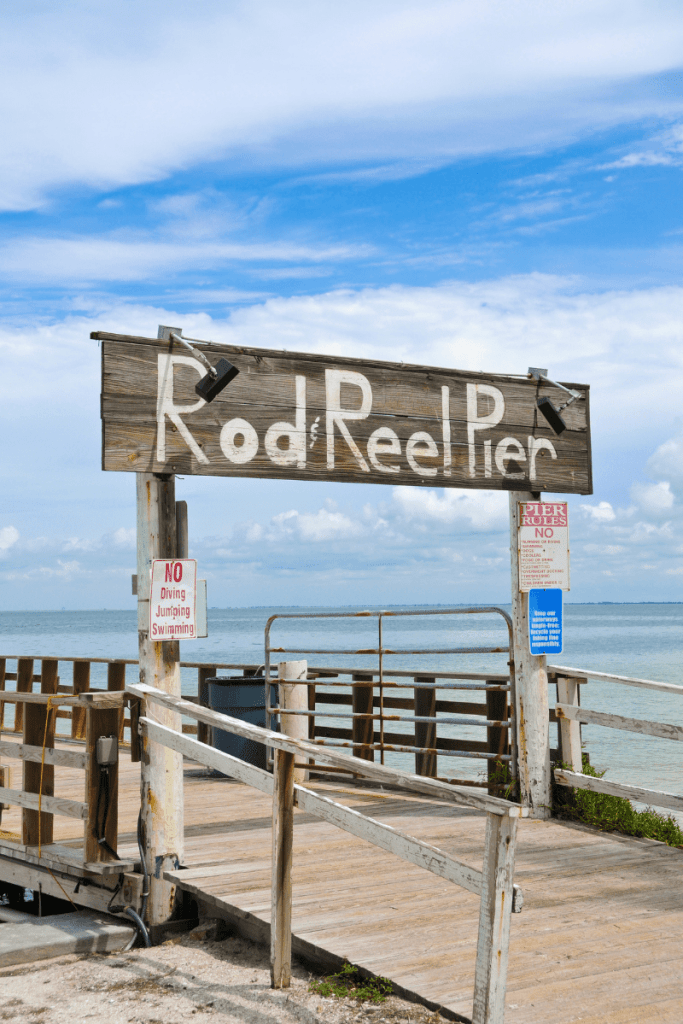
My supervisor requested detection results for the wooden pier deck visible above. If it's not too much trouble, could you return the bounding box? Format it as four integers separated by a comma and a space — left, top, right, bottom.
1, 750, 682, 1024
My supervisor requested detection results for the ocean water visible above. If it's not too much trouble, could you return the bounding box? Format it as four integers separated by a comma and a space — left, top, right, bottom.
1, 604, 681, 811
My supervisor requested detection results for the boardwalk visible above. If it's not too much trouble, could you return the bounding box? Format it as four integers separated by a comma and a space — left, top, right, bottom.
1, 750, 682, 1023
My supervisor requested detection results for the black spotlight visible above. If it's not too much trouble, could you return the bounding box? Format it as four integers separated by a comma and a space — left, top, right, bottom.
195, 358, 240, 403
537, 396, 567, 435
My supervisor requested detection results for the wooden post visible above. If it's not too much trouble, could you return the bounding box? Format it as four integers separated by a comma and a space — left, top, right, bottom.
270, 747, 295, 989
0, 657, 6, 731
197, 665, 216, 746
176, 500, 189, 558
137, 471, 184, 927
279, 661, 308, 784
22, 660, 59, 847
107, 662, 126, 740
71, 661, 90, 740
557, 676, 583, 772
508, 492, 551, 819
14, 658, 34, 734
84, 702, 122, 864
486, 686, 509, 796
472, 811, 517, 1024
352, 672, 374, 762
414, 677, 437, 777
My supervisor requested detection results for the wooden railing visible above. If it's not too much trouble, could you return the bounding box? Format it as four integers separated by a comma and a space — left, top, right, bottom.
548, 664, 683, 814
128, 680, 527, 1024
0, 687, 133, 873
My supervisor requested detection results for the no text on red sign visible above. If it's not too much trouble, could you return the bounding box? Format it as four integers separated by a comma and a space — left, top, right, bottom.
150, 559, 197, 639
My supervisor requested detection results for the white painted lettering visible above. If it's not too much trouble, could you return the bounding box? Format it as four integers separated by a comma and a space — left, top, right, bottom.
406, 431, 439, 477
495, 437, 527, 477
367, 427, 401, 473
265, 375, 306, 469
156, 354, 209, 464
325, 369, 372, 472
220, 418, 259, 463
441, 386, 451, 477
466, 384, 505, 477
528, 435, 557, 480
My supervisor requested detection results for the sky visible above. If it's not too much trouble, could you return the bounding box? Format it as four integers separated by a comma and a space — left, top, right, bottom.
1, 0, 682, 610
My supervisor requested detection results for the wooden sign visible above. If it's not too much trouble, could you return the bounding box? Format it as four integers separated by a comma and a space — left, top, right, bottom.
95, 331, 592, 493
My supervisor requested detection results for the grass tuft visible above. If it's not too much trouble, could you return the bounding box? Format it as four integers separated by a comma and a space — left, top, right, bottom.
553, 756, 683, 848
308, 961, 393, 1003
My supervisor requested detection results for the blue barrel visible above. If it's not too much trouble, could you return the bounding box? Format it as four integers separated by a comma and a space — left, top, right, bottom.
206, 676, 267, 772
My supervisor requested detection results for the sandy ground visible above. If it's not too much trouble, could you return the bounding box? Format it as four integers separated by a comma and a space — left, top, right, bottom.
0, 927, 453, 1024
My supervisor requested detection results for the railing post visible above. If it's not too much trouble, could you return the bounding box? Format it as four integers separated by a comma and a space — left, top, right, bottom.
72, 661, 90, 739
352, 672, 374, 762
556, 675, 583, 772
486, 685, 509, 796
107, 662, 126, 740
0, 657, 6, 731
279, 661, 308, 784
508, 493, 551, 818
271, 747, 295, 989
84, 701, 121, 864
14, 658, 34, 734
197, 665, 216, 745
136, 471, 184, 929
414, 676, 437, 777
472, 811, 517, 1024
22, 660, 59, 847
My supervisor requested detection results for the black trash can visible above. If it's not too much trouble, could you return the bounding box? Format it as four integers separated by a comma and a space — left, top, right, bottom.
206, 676, 268, 772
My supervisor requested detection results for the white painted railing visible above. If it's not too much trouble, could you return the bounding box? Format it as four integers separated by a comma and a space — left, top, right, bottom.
127, 680, 527, 1024
549, 666, 683, 815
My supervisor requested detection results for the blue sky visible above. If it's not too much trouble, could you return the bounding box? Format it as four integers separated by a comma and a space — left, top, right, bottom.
1, 0, 682, 609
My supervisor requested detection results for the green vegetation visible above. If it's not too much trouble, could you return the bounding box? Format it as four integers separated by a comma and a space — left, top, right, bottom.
308, 961, 393, 1003
553, 756, 683, 848
486, 759, 520, 802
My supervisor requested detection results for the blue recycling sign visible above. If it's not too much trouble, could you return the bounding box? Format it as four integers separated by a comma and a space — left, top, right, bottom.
528, 588, 563, 655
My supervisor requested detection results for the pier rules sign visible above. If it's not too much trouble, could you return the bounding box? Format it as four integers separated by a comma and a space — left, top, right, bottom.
150, 559, 197, 639
519, 501, 570, 591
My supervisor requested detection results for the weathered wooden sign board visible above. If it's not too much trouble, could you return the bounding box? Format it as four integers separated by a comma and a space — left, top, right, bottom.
95, 331, 592, 493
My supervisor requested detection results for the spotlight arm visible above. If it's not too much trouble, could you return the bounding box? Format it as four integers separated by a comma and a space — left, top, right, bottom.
528, 367, 582, 410
169, 332, 217, 379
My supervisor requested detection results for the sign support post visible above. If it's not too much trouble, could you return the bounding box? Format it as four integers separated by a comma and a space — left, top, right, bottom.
136, 472, 185, 927
508, 491, 551, 819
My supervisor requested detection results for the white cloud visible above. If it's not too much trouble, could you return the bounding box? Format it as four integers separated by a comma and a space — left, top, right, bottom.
631, 480, 675, 515
270, 508, 362, 543
581, 501, 616, 521
391, 487, 508, 531
647, 433, 683, 492
112, 527, 136, 548
0, 526, 19, 553
2, 2, 683, 208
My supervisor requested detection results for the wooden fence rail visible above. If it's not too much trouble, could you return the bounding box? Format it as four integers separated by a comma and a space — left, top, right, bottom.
129, 680, 526, 1024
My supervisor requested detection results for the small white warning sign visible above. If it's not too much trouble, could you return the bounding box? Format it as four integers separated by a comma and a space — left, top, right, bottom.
518, 502, 570, 592
150, 559, 197, 639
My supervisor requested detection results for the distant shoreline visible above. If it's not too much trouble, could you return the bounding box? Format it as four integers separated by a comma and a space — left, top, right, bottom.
2, 601, 682, 613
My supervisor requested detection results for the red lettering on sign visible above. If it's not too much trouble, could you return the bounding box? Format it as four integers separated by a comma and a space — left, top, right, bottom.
173, 562, 183, 582
164, 563, 173, 582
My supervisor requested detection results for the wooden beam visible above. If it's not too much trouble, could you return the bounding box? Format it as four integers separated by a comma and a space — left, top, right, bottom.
472, 811, 517, 1024
129, 682, 526, 817
554, 680, 582, 772
0, 657, 5, 731
22, 660, 58, 847
0, 740, 86, 769
14, 659, 34, 734
508, 493, 551, 819
84, 704, 121, 864
197, 665, 216, 746
414, 678, 436, 777
554, 769, 683, 813
0, 787, 87, 820
279, 661, 308, 784
486, 684, 508, 795
72, 661, 90, 739
107, 662, 126, 740
556, 703, 683, 743
136, 471, 184, 927
548, 664, 683, 695
271, 748, 295, 989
